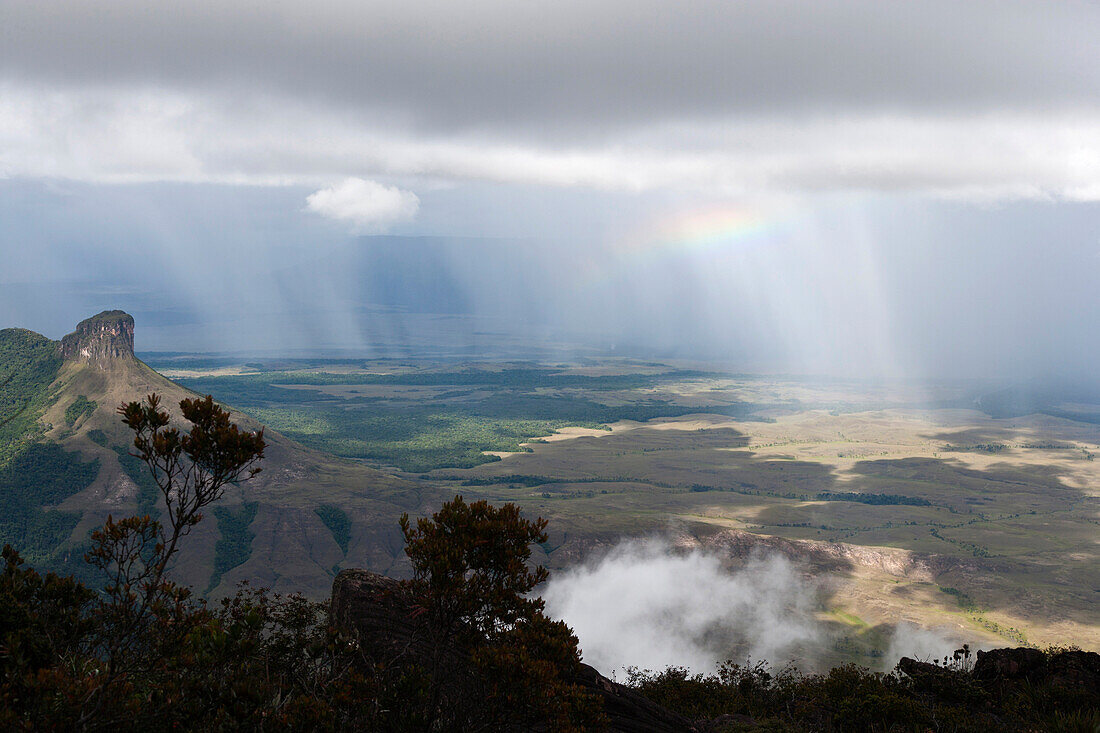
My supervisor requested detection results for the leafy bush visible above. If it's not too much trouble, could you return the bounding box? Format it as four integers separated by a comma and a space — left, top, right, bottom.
626, 649, 1098, 732
0, 443, 98, 568
398, 495, 605, 730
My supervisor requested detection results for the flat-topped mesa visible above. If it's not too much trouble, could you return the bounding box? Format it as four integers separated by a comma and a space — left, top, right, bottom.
60, 310, 136, 367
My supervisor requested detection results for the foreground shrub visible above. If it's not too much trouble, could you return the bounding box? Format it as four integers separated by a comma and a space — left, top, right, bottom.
626, 647, 1100, 732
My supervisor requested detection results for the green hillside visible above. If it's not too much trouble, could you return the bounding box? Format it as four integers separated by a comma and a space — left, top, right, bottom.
0, 317, 433, 598
0, 328, 63, 465
0, 329, 101, 569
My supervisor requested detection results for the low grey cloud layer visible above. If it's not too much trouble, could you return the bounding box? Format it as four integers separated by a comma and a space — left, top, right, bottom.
4, 1, 1098, 127
2, 1, 1099, 198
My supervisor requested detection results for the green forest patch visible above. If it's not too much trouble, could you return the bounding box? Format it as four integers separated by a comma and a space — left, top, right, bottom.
178, 368, 757, 472
315, 504, 351, 555
0, 329, 63, 465
208, 502, 259, 592
0, 442, 99, 568
64, 395, 97, 426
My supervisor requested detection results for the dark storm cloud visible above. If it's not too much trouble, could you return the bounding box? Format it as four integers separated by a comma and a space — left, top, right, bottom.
2, 0, 1097, 140
1, 1, 1098, 198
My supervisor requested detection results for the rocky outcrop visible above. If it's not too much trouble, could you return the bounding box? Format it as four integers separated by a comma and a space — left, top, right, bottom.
897, 656, 951, 679
900, 646, 1100, 695
972, 647, 1047, 680
329, 569, 695, 732
60, 310, 135, 368
328, 569, 437, 666
974, 647, 1100, 689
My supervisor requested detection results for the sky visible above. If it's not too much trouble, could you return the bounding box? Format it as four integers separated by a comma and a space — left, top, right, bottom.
2, 0, 1099, 381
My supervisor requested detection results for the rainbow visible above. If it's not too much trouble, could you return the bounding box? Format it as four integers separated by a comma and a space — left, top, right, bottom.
573, 204, 796, 288
613, 205, 791, 260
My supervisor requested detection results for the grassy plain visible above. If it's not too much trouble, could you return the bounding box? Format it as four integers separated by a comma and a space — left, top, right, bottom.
449, 408, 1099, 661
172, 362, 752, 472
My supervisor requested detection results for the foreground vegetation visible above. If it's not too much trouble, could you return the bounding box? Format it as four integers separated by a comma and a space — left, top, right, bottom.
626, 653, 1100, 732
0, 395, 599, 730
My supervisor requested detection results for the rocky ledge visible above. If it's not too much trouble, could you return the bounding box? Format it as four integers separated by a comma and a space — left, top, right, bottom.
900, 646, 1100, 688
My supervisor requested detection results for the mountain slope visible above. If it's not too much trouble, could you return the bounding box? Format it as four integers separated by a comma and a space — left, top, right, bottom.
0, 327, 63, 462
0, 311, 433, 596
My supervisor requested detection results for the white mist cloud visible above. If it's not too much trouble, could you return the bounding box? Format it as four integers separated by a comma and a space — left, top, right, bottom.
305, 178, 419, 233
539, 539, 988, 677
541, 539, 820, 674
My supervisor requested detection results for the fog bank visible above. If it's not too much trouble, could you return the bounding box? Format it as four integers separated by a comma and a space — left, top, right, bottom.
542, 539, 820, 674
542, 539, 979, 675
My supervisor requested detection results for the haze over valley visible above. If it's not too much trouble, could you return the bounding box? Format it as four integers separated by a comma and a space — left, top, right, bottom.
4, 313, 1098, 673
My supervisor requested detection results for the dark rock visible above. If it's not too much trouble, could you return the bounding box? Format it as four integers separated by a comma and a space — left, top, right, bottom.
573, 662, 696, 733
897, 656, 952, 679
972, 647, 1047, 681
970, 647, 1100, 694
60, 310, 135, 367
328, 568, 422, 661
1045, 650, 1100, 692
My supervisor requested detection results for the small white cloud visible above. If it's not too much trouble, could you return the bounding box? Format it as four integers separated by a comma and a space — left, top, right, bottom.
305, 178, 419, 233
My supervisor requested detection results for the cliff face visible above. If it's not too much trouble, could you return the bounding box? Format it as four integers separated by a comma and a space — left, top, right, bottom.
60, 310, 136, 368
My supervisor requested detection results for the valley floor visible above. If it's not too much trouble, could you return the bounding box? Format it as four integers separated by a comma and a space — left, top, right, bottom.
154, 356, 1100, 664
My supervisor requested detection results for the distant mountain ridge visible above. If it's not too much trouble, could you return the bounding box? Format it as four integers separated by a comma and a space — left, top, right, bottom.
0, 310, 434, 596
